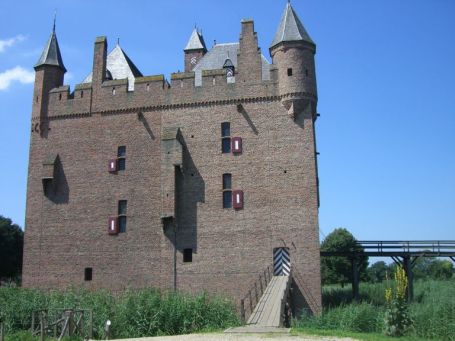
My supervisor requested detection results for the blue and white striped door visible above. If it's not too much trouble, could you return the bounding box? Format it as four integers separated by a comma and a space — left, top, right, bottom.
273, 247, 290, 276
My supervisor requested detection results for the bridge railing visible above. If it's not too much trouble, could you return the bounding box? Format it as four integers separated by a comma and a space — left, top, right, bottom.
358, 240, 455, 253
321, 240, 455, 257
239, 265, 273, 323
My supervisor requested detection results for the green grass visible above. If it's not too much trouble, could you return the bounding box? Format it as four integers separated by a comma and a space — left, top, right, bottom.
292, 328, 443, 341
0, 287, 240, 339
293, 279, 455, 341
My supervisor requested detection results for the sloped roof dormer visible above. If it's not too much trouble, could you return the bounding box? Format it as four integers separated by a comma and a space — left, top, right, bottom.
82, 44, 142, 91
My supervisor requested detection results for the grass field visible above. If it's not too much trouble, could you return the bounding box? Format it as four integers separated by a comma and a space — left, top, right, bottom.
293, 279, 455, 341
0, 287, 240, 339
1, 279, 453, 340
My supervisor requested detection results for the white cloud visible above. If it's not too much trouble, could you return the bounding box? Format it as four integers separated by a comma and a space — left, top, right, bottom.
0, 35, 26, 53
0, 66, 34, 90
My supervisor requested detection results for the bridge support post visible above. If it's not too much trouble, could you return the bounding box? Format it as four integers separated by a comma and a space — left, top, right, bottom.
351, 257, 360, 302
403, 256, 414, 302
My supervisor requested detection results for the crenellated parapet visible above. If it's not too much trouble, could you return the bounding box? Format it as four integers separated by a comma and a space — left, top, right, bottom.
32, 3, 318, 124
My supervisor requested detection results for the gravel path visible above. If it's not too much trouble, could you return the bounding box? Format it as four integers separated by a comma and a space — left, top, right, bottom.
97, 332, 360, 341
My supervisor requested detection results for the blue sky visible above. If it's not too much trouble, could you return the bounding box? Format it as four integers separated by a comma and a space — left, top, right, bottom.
0, 0, 454, 243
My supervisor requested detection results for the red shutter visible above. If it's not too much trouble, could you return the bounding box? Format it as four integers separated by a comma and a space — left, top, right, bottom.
232, 137, 242, 154
108, 217, 118, 235
108, 159, 117, 172
232, 190, 244, 209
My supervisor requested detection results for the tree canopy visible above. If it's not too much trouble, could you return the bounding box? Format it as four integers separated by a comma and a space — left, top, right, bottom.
321, 227, 368, 285
0, 216, 23, 282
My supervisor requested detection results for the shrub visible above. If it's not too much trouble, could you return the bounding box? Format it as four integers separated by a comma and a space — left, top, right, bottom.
293, 302, 383, 333
384, 266, 413, 337
0, 287, 240, 339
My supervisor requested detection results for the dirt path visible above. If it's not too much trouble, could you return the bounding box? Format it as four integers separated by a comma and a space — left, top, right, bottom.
98, 332, 360, 341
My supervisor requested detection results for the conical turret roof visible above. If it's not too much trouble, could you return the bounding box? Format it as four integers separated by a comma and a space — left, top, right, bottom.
35, 29, 66, 72
270, 2, 314, 48
184, 28, 207, 52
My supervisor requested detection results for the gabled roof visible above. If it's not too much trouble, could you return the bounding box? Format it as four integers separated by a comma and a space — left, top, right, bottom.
82, 44, 143, 91
35, 30, 66, 72
192, 43, 270, 85
270, 2, 314, 48
184, 28, 207, 52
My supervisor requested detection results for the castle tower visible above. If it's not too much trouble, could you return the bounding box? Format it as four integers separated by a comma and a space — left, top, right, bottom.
270, 2, 317, 118
183, 28, 207, 72
32, 23, 66, 127
270, 2, 322, 314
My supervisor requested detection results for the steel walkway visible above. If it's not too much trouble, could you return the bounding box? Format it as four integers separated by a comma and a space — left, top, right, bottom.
246, 275, 290, 327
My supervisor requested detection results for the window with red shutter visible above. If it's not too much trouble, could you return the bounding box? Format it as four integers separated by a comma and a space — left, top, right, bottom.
108, 159, 117, 172
232, 137, 242, 154
232, 190, 244, 209
108, 217, 118, 235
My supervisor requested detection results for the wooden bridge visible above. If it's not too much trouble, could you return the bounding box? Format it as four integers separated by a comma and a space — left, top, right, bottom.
321, 240, 455, 301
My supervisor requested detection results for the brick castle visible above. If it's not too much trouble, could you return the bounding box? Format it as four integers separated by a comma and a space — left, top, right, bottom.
23, 2, 322, 317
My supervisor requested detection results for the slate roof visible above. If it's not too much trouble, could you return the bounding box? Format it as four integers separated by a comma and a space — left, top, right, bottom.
192, 43, 270, 86
35, 30, 66, 72
82, 44, 143, 91
184, 28, 207, 51
270, 2, 314, 48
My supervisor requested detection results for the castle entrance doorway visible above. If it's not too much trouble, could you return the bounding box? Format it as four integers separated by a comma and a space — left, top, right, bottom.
273, 247, 290, 276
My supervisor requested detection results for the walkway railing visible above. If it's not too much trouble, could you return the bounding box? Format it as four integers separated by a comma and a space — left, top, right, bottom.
321, 240, 455, 257
239, 265, 273, 323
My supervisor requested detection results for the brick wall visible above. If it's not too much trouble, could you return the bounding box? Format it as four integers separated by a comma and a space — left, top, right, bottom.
23, 18, 322, 315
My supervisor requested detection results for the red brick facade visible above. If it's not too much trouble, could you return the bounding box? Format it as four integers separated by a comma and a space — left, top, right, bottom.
23, 9, 322, 316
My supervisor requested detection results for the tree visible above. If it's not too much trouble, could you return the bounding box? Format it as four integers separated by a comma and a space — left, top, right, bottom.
0, 216, 23, 282
320, 228, 368, 286
412, 256, 435, 280
428, 259, 453, 280
367, 261, 388, 283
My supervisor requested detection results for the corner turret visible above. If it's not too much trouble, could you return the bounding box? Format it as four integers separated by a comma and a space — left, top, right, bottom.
270, 2, 317, 119
184, 28, 207, 72
32, 22, 66, 134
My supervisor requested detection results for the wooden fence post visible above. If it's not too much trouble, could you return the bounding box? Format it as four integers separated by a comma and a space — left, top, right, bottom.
40, 312, 44, 341
1, 320, 4, 341
259, 273, 263, 294
240, 299, 245, 322
89, 310, 93, 339
31, 311, 35, 334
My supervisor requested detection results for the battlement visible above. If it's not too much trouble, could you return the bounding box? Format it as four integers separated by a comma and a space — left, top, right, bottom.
35, 6, 318, 121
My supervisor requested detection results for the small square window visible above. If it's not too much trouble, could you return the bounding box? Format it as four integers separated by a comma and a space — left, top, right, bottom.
84, 267, 92, 281
221, 122, 230, 137
118, 200, 127, 215
118, 146, 126, 157
117, 158, 126, 171
223, 190, 232, 209
183, 248, 193, 263
117, 146, 126, 170
287, 68, 293, 76
118, 216, 127, 233
223, 173, 232, 190
222, 138, 231, 153
118, 200, 127, 233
